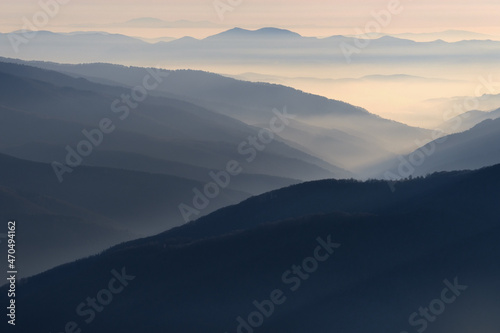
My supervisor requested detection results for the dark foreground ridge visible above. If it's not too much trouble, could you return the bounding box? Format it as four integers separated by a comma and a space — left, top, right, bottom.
2, 164, 500, 332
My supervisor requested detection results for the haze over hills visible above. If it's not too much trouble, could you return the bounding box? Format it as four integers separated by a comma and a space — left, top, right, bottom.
0, 62, 348, 182
376, 117, 500, 179
0, 58, 433, 172
1, 3, 500, 330
439, 107, 500, 134
5, 56, 500, 180
395, 30, 499, 42
3, 27, 500, 69
0, 61, 343, 180
10, 57, 499, 183
3, 27, 499, 126
226, 72, 476, 127
0, 182, 135, 278
4, 164, 499, 332
2, 55, 485, 279
2, 51, 497, 283
423, 93, 500, 131
0, 151, 234, 277
349, 30, 499, 42
0, 60, 357, 276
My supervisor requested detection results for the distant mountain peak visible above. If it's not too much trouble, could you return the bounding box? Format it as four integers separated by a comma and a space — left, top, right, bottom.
255, 27, 301, 36
168, 36, 198, 44
374, 35, 414, 42
224, 27, 247, 34
206, 27, 302, 40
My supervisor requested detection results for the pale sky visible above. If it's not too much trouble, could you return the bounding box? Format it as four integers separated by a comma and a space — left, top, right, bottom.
1, 0, 499, 38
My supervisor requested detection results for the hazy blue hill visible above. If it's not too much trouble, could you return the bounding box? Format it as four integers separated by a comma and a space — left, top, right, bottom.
0, 30, 149, 62
0, 58, 432, 170
2, 142, 300, 196
0, 151, 251, 277
5, 164, 499, 332
0, 58, 391, 125
380, 117, 500, 177
0, 185, 135, 277
0, 61, 345, 180
2, 28, 499, 68
440, 107, 500, 133
0, 60, 125, 94
370, 35, 418, 47
0, 60, 349, 277
204, 27, 303, 41
0, 58, 368, 119
0, 152, 250, 234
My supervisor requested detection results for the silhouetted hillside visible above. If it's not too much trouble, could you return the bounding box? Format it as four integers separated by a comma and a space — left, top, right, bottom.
440, 107, 500, 133
378, 117, 500, 178
4, 165, 499, 332
0, 151, 253, 277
